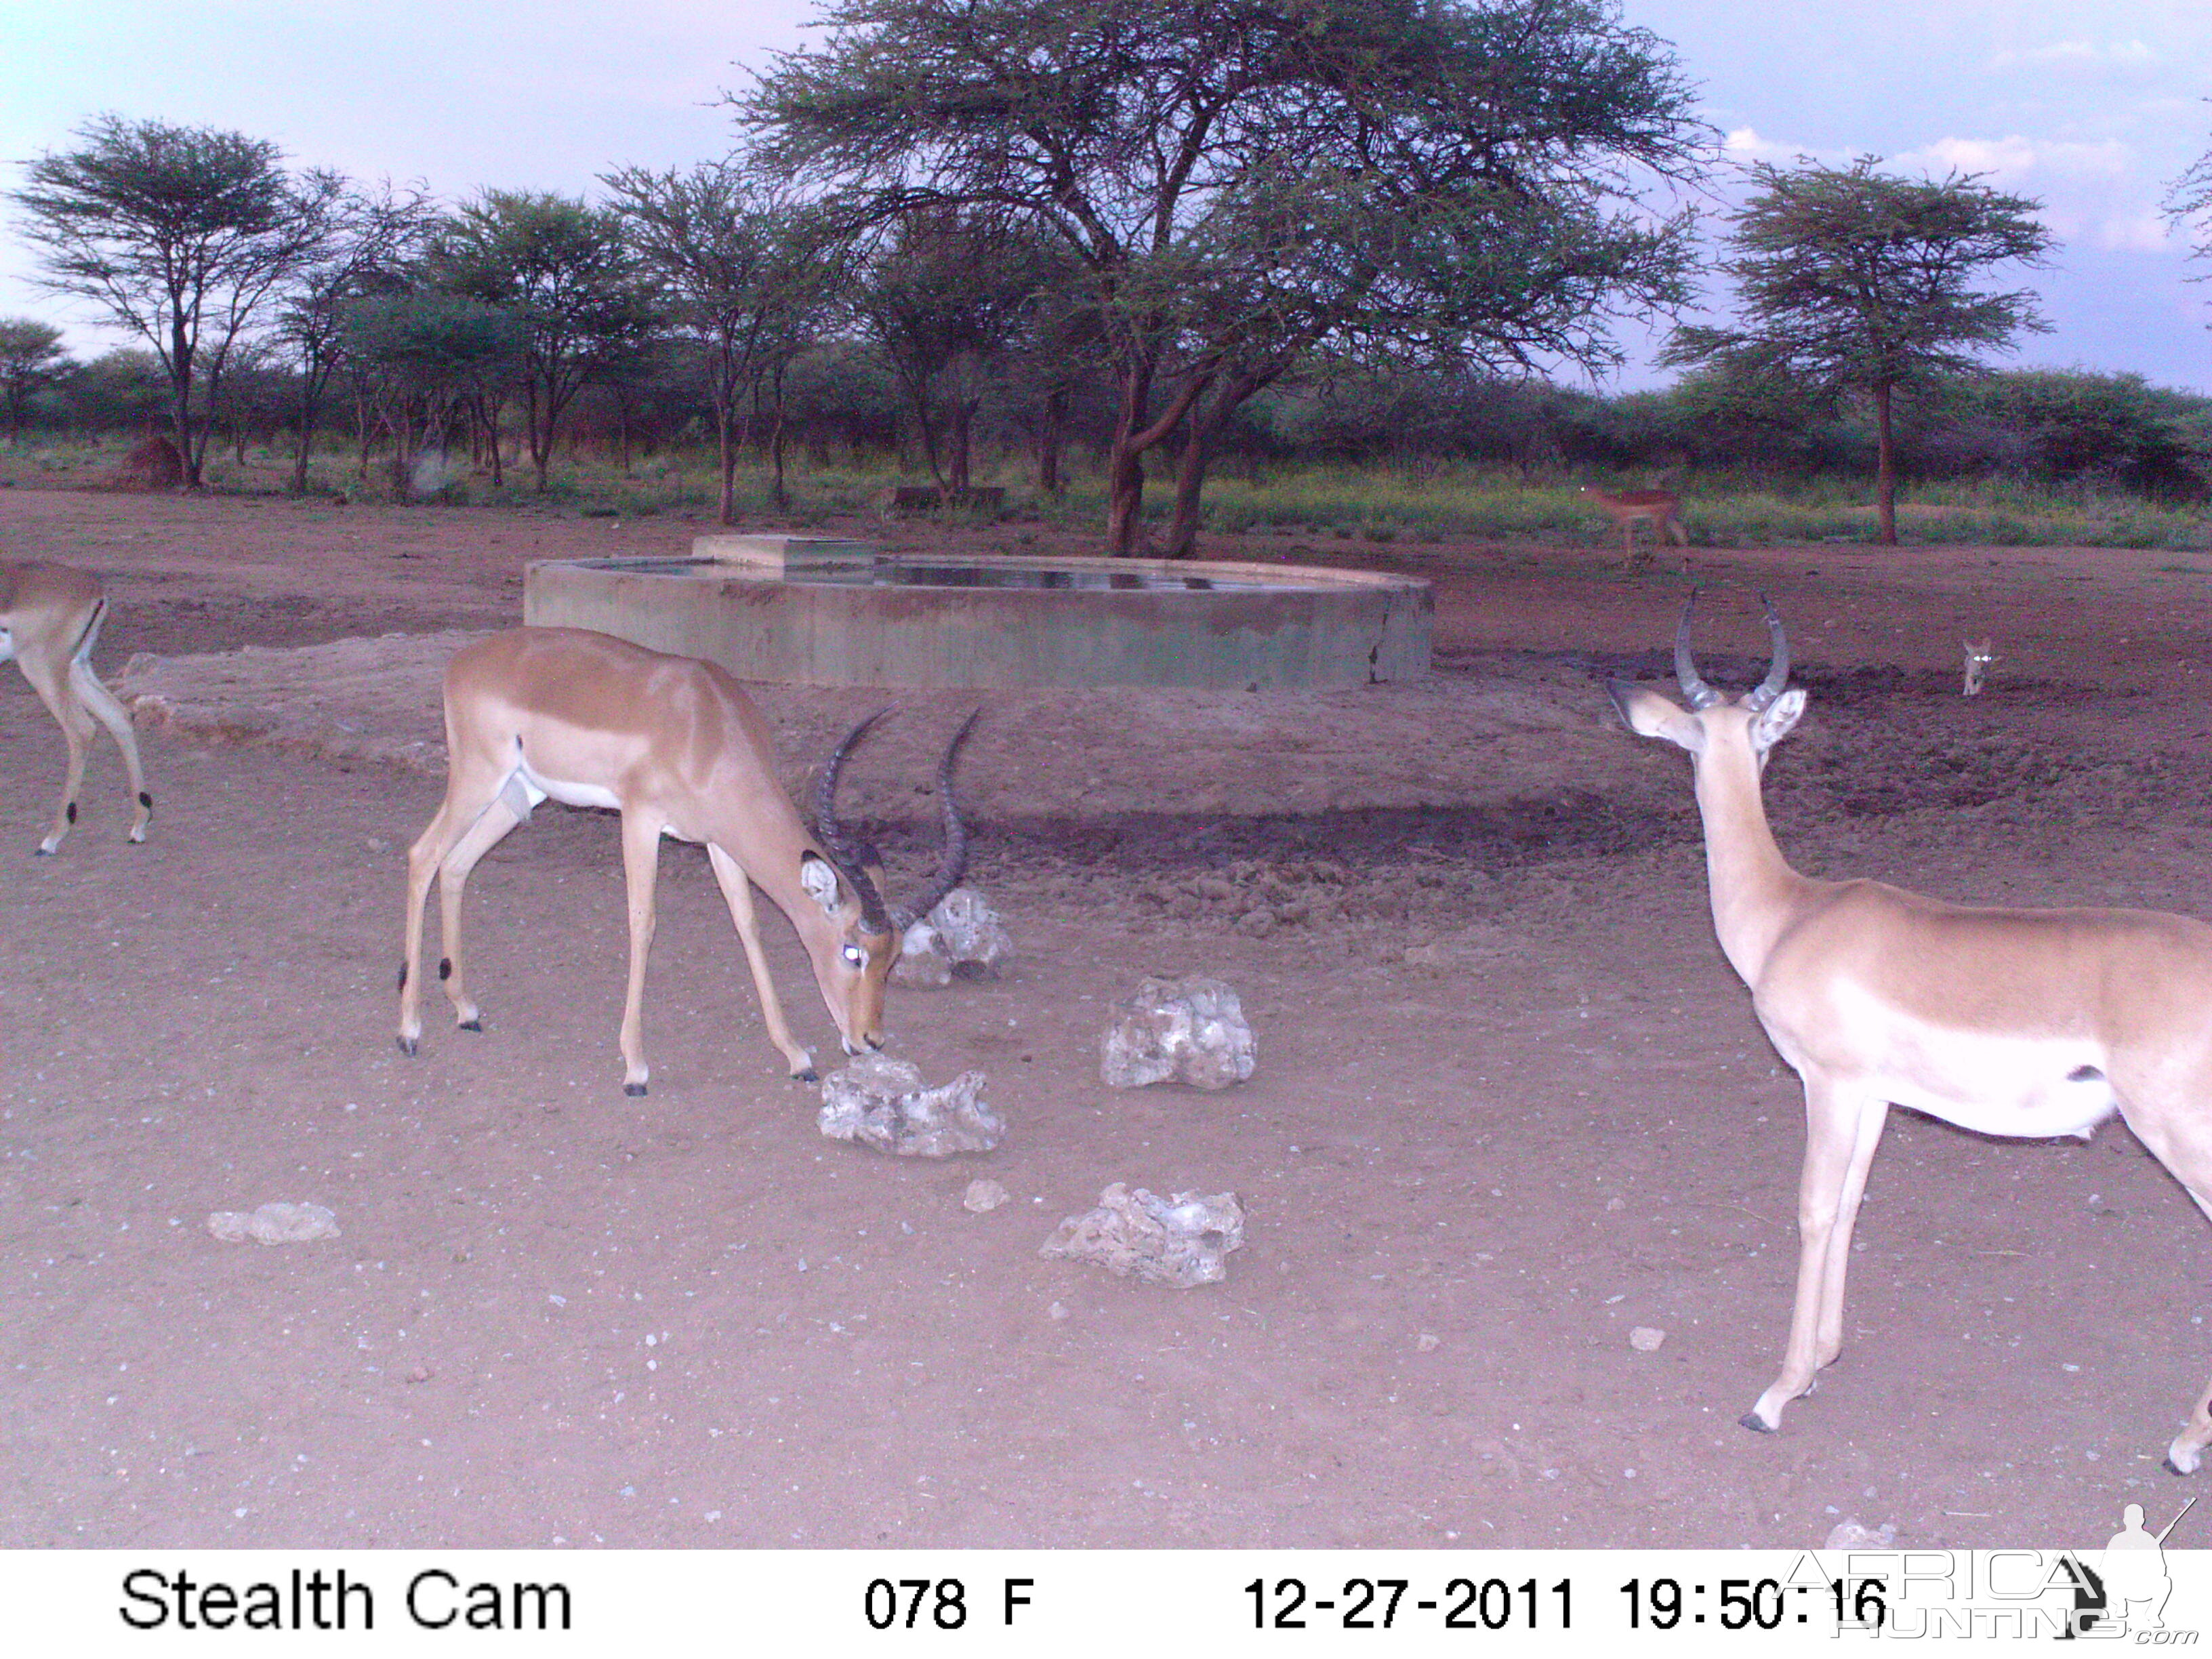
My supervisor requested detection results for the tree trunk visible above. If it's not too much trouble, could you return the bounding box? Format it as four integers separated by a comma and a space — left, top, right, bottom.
1872, 380, 1897, 547
769, 367, 790, 512
1103, 367, 1155, 555
1163, 422, 1218, 560
947, 398, 977, 495
1034, 387, 1065, 495
290, 386, 318, 495
716, 401, 737, 527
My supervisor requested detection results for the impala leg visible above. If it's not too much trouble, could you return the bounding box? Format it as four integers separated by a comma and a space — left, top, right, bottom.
1746, 1072, 1870, 1432
17, 649, 93, 854
401, 794, 473, 1054
434, 794, 523, 1033
705, 843, 817, 1082
1811, 1100, 1889, 1368
68, 657, 151, 842
2121, 1101, 2212, 1475
2172, 1157, 2212, 1473
615, 813, 663, 1097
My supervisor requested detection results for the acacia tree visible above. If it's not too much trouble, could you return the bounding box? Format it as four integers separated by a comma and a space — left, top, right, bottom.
602, 164, 842, 521
272, 179, 436, 493
739, 0, 1706, 556
852, 209, 1054, 494
10, 115, 345, 486
1663, 157, 2055, 545
0, 319, 75, 441
432, 191, 658, 491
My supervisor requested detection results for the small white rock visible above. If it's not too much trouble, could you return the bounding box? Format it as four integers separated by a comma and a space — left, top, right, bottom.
1416, 1332, 1441, 1353
207, 1202, 340, 1246
963, 1179, 1010, 1213
1629, 1326, 1666, 1353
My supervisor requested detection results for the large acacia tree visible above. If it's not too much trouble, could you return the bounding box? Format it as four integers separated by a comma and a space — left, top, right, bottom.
739, 0, 1708, 556
12, 115, 345, 486
1664, 157, 2055, 545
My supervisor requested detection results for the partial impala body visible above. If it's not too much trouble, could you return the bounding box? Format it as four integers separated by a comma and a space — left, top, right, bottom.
1, 559, 152, 853
399, 627, 972, 1094
1579, 486, 1689, 573
1612, 594, 2212, 1472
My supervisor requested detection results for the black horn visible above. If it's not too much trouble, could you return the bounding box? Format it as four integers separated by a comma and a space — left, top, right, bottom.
890, 710, 980, 933
1743, 593, 1792, 712
1673, 589, 1724, 710
815, 709, 893, 933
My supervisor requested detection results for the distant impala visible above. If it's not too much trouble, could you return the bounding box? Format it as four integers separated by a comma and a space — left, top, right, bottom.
1579, 486, 1689, 573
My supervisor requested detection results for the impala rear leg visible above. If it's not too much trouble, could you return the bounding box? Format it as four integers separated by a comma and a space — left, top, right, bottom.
16, 647, 95, 854
68, 655, 151, 842
706, 843, 817, 1082
1746, 1075, 1883, 1432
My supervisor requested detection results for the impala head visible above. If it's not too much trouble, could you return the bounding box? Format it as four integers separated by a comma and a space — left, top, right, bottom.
805, 708, 979, 1054
1608, 590, 1806, 769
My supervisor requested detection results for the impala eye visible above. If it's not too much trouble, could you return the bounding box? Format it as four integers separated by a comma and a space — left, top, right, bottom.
840, 944, 865, 969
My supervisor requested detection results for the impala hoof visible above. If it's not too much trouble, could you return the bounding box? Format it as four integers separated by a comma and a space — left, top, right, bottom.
794, 1067, 819, 1084
1739, 1410, 1778, 1435
397, 1036, 419, 1057
623, 1082, 647, 1098
458, 1018, 482, 1033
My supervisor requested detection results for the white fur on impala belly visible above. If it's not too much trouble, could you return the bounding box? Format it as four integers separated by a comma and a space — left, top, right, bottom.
513, 764, 619, 813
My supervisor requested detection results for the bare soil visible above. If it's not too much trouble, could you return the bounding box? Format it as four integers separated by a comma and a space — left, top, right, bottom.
6, 480, 2212, 1550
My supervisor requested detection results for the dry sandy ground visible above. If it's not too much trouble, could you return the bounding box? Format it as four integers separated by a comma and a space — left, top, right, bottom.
6, 480, 2212, 1552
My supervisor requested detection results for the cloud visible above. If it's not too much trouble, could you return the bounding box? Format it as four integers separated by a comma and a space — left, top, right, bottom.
2096, 213, 2173, 254
1990, 38, 2157, 72
1893, 135, 2131, 186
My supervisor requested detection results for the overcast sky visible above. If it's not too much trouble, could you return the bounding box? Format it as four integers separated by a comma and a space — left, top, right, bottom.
3, 0, 2209, 392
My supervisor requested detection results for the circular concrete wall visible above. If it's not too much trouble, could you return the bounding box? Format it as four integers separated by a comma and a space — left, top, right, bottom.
522, 547, 1431, 691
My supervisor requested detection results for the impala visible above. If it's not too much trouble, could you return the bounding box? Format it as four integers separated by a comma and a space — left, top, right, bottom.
398, 627, 975, 1094
1611, 592, 2212, 1473
1, 559, 152, 853
1579, 486, 1689, 573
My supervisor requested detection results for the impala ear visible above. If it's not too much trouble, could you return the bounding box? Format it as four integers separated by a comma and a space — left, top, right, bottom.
798, 851, 844, 918
1608, 680, 1703, 753
1749, 687, 1807, 754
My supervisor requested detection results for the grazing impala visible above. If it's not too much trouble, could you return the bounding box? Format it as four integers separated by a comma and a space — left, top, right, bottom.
1612, 592, 2212, 1473
399, 627, 975, 1094
1, 560, 152, 853
1579, 486, 1689, 573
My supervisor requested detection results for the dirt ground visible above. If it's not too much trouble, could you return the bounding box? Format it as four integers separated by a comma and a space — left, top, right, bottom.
7, 480, 2212, 1552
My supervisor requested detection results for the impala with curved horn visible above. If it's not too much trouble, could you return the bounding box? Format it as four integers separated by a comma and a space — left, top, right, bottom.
1612, 591, 2212, 1471
2, 560, 153, 853
398, 627, 974, 1094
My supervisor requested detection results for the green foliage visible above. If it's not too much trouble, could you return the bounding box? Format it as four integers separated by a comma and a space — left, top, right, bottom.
1665, 155, 2057, 543
0, 317, 74, 438
431, 190, 659, 488
739, 0, 1712, 552
9, 115, 346, 483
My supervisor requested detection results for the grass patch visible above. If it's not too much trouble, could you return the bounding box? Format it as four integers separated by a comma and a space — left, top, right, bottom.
3, 438, 2207, 550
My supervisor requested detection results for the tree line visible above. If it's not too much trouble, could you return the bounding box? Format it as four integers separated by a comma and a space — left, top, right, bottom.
6, 0, 2212, 551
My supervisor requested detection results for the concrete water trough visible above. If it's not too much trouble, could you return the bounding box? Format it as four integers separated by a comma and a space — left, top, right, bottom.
522, 535, 1431, 691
